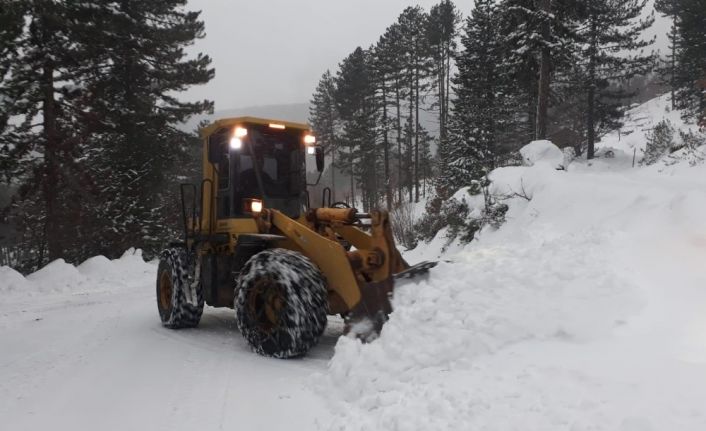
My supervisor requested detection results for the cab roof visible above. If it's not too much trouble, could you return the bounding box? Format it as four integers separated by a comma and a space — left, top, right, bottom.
200, 116, 311, 139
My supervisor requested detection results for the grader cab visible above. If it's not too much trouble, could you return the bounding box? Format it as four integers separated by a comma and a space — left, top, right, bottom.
156, 117, 435, 358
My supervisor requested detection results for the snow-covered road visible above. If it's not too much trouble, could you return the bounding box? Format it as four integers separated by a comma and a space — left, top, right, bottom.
0, 280, 336, 430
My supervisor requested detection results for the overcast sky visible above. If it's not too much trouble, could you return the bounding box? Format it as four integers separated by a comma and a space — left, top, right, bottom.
183, 0, 668, 112
183, 0, 463, 110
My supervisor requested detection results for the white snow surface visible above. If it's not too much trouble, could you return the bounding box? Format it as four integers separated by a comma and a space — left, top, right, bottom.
2, 99, 706, 429
326, 139, 706, 429
520, 139, 564, 168
594, 93, 702, 165
0, 249, 337, 430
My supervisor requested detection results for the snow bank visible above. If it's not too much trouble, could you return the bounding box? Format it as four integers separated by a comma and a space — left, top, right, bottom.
27, 259, 85, 292
520, 139, 564, 168
0, 266, 28, 293
319, 125, 706, 429
1, 248, 155, 296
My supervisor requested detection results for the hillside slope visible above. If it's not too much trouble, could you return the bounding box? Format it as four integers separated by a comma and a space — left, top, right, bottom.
321, 146, 706, 430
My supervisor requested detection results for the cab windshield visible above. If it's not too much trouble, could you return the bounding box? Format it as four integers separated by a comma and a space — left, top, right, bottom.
236, 129, 302, 199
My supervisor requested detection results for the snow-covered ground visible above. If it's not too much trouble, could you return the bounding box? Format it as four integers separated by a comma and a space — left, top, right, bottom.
595, 93, 702, 164
2, 96, 705, 430
0, 250, 337, 430
324, 144, 706, 430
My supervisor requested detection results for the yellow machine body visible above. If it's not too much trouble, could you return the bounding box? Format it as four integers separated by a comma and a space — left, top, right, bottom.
181, 117, 420, 330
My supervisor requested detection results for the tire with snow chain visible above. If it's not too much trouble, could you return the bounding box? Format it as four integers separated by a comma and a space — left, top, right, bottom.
156, 248, 204, 329
235, 248, 328, 358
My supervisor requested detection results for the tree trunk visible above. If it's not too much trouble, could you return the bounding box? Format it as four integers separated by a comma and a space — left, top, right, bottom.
408, 75, 414, 203
349, 164, 355, 207
587, 85, 595, 159
445, 47, 452, 133
331, 132, 336, 202
395, 77, 402, 205
328, 105, 336, 202
42, 63, 61, 261
414, 64, 420, 203
670, 12, 676, 110
382, 77, 392, 210
586, 18, 597, 160
535, 0, 552, 140
438, 45, 446, 144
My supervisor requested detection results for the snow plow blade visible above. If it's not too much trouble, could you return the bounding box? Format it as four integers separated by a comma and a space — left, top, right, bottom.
344, 260, 438, 341
394, 260, 438, 280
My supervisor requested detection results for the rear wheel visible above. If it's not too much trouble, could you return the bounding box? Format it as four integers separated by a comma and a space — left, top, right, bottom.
235, 249, 328, 358
156, 248, 204, 328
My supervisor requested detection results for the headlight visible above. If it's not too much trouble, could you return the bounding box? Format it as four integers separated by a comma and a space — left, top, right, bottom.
234, 127, 248, 138
250, 199, 263, 213
230, 137, 242, 149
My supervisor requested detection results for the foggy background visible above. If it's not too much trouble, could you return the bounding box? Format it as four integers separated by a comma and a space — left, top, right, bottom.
184, 0, 670, 114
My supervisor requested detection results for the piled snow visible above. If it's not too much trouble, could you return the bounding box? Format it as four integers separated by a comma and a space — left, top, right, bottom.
1, 248, 156, 296
26, 259, 85, 292
319, 137, 706, 430
0, 266, 28, 293
520, 139, 564, 168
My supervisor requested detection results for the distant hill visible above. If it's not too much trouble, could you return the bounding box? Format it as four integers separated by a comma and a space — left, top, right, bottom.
180, 103, 310, 134
180, 101, 441, 139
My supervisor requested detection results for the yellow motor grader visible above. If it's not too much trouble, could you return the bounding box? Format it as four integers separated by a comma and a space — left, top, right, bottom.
156, 117, 435, 358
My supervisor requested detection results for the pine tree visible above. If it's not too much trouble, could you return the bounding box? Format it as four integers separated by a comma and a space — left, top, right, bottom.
427, 0, 461, 146
77, 0, 214, 257
0, 1, 24, 144
397, 6, 432, 203
0, 1, 213, 268
654, 0, 681, 110
642, 119, 674, 165
309, 70, 340, 201
372, 34, 400, 209
535, 0, 553, 140
497, 0, 541, 145
417, 126, 434, 198
1, 1, 99, 267
375, 23, 408, 205
575, 0, 655, 159
497, 0, 580, 145
673, 0, 706, 121
335, 47, 379, 210
443, 0, 511, 195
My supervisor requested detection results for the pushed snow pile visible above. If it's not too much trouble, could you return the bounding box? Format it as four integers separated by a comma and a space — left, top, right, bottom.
520, 139, 564, 168
0, 266, 28, 293
320, 153, 706, 429
1, 248, 155, 296
27, 258, 84, 291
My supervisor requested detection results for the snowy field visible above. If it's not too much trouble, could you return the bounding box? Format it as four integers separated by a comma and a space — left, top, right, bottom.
2, 97, 706, 430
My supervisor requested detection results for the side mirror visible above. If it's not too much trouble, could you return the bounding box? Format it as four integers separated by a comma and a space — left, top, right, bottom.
208, 139, 225, 164
315, 146, 325, 173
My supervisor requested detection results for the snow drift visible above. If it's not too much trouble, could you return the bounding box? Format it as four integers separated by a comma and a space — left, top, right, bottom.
1, 248, 155, 296
319, 138, 706, 430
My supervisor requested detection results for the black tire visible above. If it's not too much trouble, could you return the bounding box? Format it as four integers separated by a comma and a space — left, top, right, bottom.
156, 248, 204, 329
235, 249, 328, 358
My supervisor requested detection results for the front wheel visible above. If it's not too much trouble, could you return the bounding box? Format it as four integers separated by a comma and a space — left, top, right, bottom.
235, 249, 328, 358
156, 248, 204, 328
